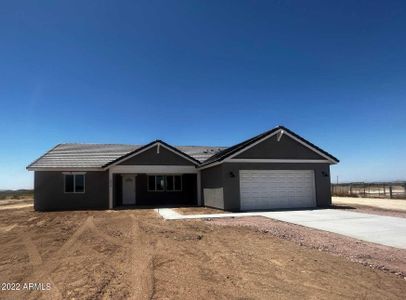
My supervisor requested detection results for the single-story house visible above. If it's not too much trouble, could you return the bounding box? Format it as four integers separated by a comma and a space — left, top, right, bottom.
27, 126, 339, 211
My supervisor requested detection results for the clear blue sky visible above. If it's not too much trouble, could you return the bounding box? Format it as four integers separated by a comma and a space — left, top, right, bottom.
1, 0, 405, 189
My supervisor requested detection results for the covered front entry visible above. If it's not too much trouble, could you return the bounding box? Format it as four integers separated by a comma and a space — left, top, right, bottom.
122, 175, 136, 205
110, 165, 200, 208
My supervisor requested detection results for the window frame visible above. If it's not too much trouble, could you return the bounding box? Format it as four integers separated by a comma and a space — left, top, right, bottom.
147, 175, 182, 192
147, 175, 156, 192
64, 173, 86, 194
155, 175, 166, 192
172, 175, 182, 192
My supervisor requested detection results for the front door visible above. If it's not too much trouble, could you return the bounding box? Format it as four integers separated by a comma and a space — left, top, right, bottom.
122, 175, 136, 205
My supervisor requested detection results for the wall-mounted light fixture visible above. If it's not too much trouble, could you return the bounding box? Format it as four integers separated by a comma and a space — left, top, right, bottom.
322, 171, 329, 177
229, 171, 235, 178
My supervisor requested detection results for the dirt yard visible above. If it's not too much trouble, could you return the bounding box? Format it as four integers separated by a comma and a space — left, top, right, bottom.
0, 198, 33, 211
174, 206, 226, 215
333, 196, 406, 211
0, 207, 405, 299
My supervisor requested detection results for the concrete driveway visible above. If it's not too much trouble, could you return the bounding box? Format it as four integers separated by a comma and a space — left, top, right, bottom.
261, 209, 406, 249
158, 208, 406, 249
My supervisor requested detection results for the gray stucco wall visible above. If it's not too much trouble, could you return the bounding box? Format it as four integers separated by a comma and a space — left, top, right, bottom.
200, 163, 332, 211
119, 146, 194, 165
200, 164, 225, 209
34, 171, 109, 211
235, 134, 325, 160
222, 163, 331, 211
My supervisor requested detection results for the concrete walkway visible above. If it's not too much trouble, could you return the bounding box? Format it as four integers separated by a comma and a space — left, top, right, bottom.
156, 208, 406, 249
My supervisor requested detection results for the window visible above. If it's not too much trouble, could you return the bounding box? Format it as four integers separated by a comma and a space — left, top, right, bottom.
64, 174, 85, 193
166, 176, 174, 191
156, 176, 165, 191
148, 176, 155, 191
174, 175, 182, 191
147, 175, 182, 192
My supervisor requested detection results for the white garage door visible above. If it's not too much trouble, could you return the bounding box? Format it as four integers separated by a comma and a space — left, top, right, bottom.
240, 170, 316, 210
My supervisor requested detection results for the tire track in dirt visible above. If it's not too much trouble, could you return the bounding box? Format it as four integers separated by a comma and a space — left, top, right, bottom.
21, 232, 42, 266
20, 232, 63, 300
53, 216, 93, 258
128, 214, 155, 300
9, 216, 94, 299
18, 215, 128, 299
88, 217, 128, 248
0, 224, 17, 232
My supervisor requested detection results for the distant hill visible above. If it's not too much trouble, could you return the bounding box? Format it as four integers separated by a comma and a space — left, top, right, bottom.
0, 189, 33, 200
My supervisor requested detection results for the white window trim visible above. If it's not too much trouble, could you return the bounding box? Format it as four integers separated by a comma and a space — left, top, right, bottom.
155, 175, 165, 192
147, 175, 182, 192
64, 173, 86, 194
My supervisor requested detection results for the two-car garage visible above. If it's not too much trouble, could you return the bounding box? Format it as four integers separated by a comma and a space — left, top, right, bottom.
200, 126, 338, 211
239, 170, 316, 210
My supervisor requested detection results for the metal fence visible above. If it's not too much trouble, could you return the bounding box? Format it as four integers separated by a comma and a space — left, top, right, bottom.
331, 182, 406, 199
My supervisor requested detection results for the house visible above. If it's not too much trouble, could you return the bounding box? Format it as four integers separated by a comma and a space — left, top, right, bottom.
27, 126, 339, 211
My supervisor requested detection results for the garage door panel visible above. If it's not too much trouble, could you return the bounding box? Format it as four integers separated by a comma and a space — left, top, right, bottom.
240, 170, 316, 210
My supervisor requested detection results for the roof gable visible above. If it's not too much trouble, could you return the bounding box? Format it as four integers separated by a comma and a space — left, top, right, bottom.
199, 126, 339, 167
118, 144, 196, 166
233, 133, 325, 160
104, 140, 201, 167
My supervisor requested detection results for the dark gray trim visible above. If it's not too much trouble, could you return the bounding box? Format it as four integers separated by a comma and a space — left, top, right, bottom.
234, 133, 325, 160
103, 140, 201, 167
200, 126, 339, 167
118, 145, 195, 166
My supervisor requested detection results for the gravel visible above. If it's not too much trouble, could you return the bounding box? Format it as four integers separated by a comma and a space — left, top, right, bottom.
209, 215, 406, 279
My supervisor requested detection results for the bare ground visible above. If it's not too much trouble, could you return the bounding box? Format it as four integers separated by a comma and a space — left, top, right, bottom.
0, 207, 405, 299
333, 204, 406, 218
210, 216, 406, 279
174, 206, 226, 215
333, 196, 406, 211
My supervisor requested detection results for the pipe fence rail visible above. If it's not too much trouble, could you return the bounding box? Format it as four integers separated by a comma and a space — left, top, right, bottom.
332, 182, 406, 199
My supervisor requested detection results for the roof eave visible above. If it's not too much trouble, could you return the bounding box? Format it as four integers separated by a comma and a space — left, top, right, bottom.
27, 167, 105, 172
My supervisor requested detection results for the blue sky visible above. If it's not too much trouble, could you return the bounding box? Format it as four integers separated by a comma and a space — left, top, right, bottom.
1, 0, 405, 189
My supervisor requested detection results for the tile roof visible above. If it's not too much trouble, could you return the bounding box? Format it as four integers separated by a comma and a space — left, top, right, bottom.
176, 146, 227, 163
27, 143, 226, 169
26, 126, 338, 170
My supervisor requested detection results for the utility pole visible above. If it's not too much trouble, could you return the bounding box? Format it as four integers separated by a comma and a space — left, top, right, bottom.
336, 176, 338, 184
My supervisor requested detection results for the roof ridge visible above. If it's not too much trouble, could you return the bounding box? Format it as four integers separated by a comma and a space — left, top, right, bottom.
58, 143, 142, 146
58, 142, 227, 148
175, 145, 227, 148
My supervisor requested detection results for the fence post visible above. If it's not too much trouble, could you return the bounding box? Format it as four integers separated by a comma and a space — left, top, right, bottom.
389, 186, 393, 199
